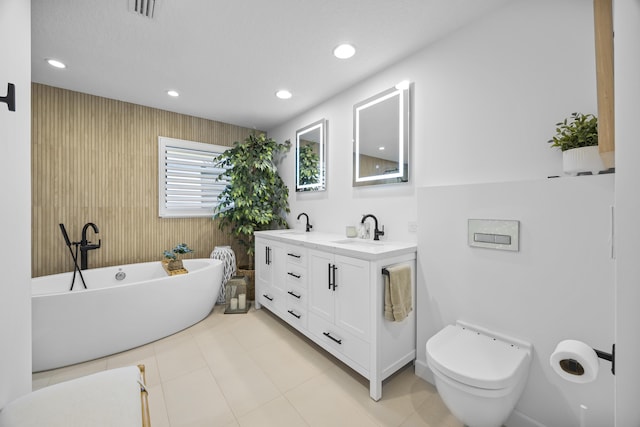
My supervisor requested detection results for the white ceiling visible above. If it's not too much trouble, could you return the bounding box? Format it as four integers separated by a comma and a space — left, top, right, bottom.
31, 0, 509, 130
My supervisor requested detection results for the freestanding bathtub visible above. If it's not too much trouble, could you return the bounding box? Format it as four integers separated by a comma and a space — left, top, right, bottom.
32, 258, 223, 372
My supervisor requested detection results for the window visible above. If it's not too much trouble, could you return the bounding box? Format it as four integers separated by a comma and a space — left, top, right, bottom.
158, 136, 229, 218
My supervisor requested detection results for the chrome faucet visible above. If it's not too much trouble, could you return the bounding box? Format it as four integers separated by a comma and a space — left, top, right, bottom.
297, 212, 313, 232
80, 222, 101, 270
361, 214, 385, 241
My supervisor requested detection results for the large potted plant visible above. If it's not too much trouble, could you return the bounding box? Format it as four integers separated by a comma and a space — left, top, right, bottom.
547, 112, 604, 175
214, 133, 290, 298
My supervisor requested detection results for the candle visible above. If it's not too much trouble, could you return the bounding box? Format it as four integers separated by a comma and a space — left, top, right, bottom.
238, 294, 246, 310
230, 298, 238, 310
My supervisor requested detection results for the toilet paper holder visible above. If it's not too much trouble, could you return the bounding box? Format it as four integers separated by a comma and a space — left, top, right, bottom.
594, 344, 615, 375
0, 83, 16, 112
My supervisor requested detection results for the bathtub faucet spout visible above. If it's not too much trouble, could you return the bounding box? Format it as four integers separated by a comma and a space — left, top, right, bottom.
80, 222, 101, 270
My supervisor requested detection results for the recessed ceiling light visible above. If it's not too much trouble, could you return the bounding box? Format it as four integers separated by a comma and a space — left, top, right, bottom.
46, 58, 66, 69
379, 146, 385, 151
333, 43, 356, 59
167, 90, 179, 97
276, 90, 292, 100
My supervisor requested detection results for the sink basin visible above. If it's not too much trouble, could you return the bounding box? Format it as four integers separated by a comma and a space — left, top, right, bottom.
278, 230, 306, 235
331, 239, 384, 247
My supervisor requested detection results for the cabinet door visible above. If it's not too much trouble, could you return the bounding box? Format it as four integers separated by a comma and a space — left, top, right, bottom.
255, 239, 285, 311
334, 255, 370, 341
308, 249, 335, 323
255, 239, 271, 289
255, 238, 273, 309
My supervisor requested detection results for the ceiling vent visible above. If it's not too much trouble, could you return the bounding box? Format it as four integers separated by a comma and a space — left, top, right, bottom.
129, 0, 157, 19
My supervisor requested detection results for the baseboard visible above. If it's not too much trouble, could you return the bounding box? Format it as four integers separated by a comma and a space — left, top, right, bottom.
382, 351, 416, 380
414, 359, 435, 385
506, 409, 547, 427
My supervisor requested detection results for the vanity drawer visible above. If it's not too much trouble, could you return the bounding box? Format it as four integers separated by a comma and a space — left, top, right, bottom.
285, 265, 307, 288
258, 289, 282, 314
283, 306, 307, 331
284, 246, 307, 265
308, 313, 369, 371
285, 286, 307, 307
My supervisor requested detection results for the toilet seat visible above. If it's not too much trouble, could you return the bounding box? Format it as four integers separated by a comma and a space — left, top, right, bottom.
428, 363, 513, 398
426, 323, 531, 390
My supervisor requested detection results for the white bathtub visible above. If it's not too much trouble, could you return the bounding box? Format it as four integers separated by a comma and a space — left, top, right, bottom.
32, 258, 223, 372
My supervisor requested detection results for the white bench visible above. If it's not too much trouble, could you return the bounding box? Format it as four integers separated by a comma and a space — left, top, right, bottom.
0, 365, 150, 427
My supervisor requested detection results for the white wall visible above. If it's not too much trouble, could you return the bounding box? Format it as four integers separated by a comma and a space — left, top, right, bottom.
267, 1, 606, 425
417, 176, 615, 426
269, 0, 596, 240
0, 0, 32, 407
613, 0, 640, 425
415, 0, 596, 187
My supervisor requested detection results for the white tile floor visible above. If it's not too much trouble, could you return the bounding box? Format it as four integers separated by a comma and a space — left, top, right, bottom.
33, 305, 463, 427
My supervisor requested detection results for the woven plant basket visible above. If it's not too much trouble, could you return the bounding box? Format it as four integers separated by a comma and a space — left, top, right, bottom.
167, 259, 184, 271
237, 266, 255, 300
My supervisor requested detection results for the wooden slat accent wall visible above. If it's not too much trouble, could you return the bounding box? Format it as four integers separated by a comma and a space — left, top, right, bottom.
358, 154, 400, 178
32, 83, 259, 277
594, 0, 615, 168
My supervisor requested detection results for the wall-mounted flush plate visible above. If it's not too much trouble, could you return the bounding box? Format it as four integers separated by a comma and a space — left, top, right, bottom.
468, 219, 519, 251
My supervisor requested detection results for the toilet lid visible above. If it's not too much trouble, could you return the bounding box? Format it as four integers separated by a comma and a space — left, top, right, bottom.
426, 324, 530, 390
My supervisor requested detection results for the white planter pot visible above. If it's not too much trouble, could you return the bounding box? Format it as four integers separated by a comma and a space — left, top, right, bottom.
562, 146, 605, 176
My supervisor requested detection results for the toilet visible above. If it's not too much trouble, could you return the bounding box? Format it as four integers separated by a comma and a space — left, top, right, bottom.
426, 321, 532, 427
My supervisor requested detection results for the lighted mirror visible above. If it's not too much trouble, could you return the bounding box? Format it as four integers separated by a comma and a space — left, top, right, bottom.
353, 83, 410, 186
296, 119, 326, 192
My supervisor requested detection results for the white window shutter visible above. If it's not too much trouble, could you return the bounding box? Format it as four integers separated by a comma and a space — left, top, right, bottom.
158, 137, 229, 218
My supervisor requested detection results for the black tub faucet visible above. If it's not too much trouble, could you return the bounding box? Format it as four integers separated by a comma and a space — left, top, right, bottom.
297, 212, 313, 232
80, 222, 101, 270
361, 214, 385, 241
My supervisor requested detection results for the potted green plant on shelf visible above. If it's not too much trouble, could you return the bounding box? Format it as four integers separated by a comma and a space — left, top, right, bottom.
213, 133, 291, 298
548, 112, 604, 175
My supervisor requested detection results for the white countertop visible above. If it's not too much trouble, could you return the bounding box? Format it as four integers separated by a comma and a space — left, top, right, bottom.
254, 229, 417, 261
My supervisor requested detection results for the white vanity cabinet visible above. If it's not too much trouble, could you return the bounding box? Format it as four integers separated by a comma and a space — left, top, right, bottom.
254, 230, 417, 401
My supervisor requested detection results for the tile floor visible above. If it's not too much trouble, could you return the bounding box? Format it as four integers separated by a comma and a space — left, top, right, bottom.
33, 305, 462, 427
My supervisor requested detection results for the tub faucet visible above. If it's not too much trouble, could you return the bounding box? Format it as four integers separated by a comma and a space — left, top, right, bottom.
361, 214, 385, 241
80, 222, 101, 270
297, 212, 313, 232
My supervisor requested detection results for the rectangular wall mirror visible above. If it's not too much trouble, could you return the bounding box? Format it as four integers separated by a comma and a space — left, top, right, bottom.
296, 119, 326, 192
353, 83, 410, 186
